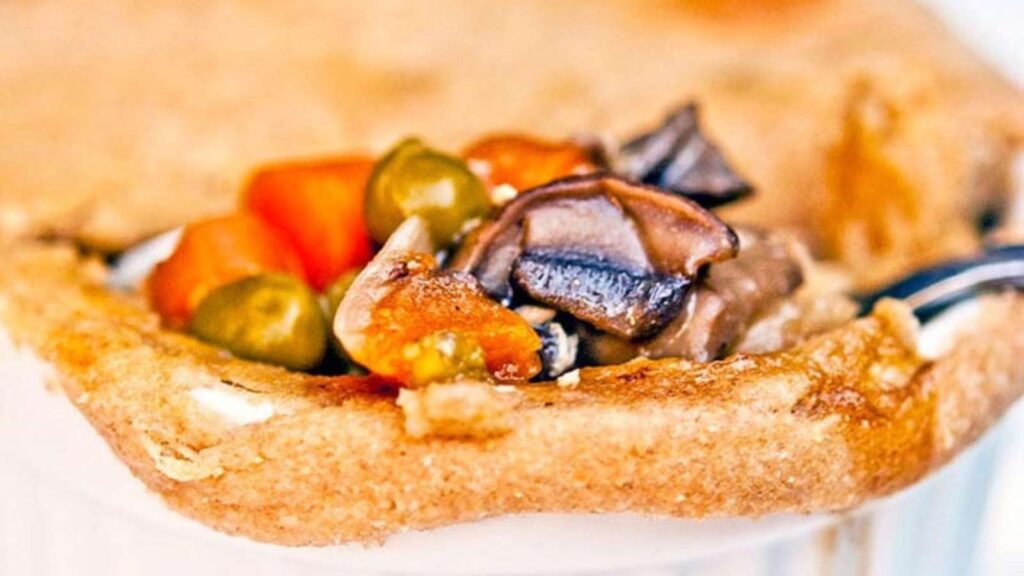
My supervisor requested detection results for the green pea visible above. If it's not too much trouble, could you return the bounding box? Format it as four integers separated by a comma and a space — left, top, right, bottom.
365, 138, 489, 247
191, 274, 327, 371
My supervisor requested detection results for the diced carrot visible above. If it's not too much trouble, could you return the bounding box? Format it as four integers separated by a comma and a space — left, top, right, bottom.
147, 214, 305, 328
243, 157, 376, 290
363, 272, 542, 384
463, 134, 595, 192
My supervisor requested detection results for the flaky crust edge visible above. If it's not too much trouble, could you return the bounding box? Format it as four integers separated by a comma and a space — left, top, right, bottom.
1, 243, 1022, 545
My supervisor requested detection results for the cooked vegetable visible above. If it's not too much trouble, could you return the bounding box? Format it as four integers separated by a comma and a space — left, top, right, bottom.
533, 319, 578, 379
449, 174, 737, 335
513, 250, 689, 339
579, 227, 805, 364
640, 227, 803, 360
462, 134, 595, 192
335, 217, 541, 384
453, 175, 737, 278
147, 214, 305, 328
368, 272, 542, 383
403, 331, 489, 387
617, 103, 752, 207
243, 157, 375, 290
365, 139, 489, 247
334, 216, 436, 359
190, 274, 327, 370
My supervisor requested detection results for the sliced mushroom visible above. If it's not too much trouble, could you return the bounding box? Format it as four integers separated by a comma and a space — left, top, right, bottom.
578, 227, 804, 364
460, 222, 523, 302
521, 195, 651, 270
469, 194, 654, 303
452, 172, 733, 289
618, 103, 752, 207
514, 305, 578, 379
640, 227, 804, 360
512, 249, 690, 339
449, 174, 737, 338
534, 320, 579, 379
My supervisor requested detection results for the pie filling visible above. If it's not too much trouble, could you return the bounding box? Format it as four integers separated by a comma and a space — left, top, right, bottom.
116, 102, 1017, 437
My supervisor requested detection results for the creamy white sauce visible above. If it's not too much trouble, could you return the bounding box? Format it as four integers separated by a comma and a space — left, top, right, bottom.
189, 386, 275, 426
916, 298, 982, 359
106, 227, 182, 289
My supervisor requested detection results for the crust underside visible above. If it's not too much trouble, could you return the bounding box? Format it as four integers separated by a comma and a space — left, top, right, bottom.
2, 243, 1022, 545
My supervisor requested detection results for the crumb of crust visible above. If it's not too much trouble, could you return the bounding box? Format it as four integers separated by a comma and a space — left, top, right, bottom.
871, 298, 920, 350
397, 381, 517, 439
138, 432, 224, 482
556, 369, 581, 388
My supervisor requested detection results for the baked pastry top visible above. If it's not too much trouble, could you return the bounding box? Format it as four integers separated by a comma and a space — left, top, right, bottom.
1, 0, 1022, 285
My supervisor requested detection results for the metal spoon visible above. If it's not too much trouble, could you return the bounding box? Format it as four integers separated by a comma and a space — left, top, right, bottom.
859, 245, 1024, 319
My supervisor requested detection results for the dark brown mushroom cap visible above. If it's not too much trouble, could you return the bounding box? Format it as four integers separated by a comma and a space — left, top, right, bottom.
449, 173, 738, 285
448, 174, 738, 339
618, 103, 753, 207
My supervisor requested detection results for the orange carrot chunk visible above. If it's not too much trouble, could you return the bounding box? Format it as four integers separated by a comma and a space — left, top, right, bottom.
243, 157, 376, 290
364, 272, 542, 384
463, 134, 595, 193
147, 214, 305, 328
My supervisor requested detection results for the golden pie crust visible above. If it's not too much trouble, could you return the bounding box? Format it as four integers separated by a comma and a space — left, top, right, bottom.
1, 243, 1021, 544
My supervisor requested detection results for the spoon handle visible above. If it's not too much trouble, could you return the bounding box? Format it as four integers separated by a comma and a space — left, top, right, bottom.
859, 245, 1024, 319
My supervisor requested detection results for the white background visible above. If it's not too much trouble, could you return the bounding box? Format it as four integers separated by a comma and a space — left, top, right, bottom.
922, 1, 1024, 575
